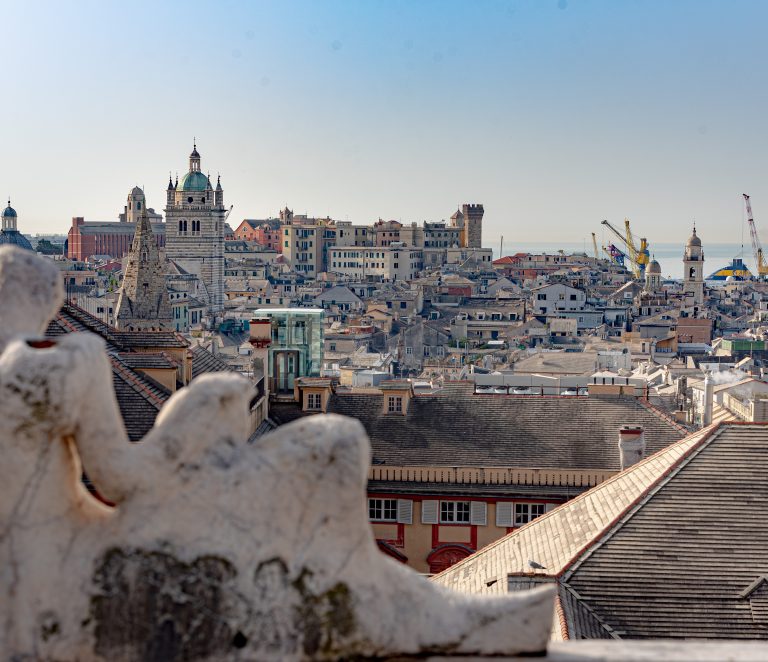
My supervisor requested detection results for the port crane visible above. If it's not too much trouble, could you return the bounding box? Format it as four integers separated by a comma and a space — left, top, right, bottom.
744, 194, 768, 279
600, 219, 649, 279
591, 233, 600, 260
603, 243, 626, 266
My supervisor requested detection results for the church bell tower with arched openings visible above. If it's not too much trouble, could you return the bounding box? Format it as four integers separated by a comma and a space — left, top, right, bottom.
164, 142, 226, 312
683, 226, 705, 307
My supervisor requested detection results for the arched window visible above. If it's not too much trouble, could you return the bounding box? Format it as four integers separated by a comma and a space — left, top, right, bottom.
426, 544, 474, 575
137, 201, 142, 210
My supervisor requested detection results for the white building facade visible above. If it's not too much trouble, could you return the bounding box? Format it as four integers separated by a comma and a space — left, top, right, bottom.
329, 246, 423, 281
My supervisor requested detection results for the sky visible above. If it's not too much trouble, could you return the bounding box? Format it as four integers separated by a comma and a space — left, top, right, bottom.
3, 0, 768, 250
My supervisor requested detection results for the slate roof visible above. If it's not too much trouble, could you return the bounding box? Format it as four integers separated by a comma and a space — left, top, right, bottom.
323, 383, 685, 470
46, 303, 231, 441
190, 345, 231, 379
109, 355, 167, 441
432, 423, 768, 640
117, 352, 178, 370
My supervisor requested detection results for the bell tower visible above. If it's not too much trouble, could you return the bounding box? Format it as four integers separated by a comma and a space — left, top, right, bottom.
683, 226, 704, 307
164, 141, 226, 312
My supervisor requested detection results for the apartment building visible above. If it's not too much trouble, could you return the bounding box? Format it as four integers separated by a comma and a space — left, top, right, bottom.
328, 245, 423, 281
282, 219, 337, 277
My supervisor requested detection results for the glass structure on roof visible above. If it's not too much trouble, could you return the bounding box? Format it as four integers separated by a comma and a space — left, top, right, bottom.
253, 308, 324, 393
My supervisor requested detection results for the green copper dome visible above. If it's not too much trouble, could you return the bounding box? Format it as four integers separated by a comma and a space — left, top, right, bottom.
178, 171, 209, 191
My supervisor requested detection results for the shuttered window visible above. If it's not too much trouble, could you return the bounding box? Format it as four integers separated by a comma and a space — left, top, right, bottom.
397, 499, 413, 524
470, 501, 487, 526
496, 502, 514, 527
421, 500, 439, 524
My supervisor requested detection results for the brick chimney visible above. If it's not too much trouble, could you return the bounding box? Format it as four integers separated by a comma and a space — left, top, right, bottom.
618, 425, 645, 470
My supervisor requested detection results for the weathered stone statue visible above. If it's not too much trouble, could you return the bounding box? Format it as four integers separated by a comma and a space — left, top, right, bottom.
0, 245, 553, 660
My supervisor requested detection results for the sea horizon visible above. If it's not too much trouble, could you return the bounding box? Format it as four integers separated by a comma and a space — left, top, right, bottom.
489, 239, 753, 281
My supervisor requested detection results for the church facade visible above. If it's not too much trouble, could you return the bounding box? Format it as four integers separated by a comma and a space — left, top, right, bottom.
164, 144, 226, 312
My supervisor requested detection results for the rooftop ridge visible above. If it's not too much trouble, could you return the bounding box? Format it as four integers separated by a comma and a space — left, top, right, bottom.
635, 396, 689, 433
560, 421, 737, 581
430, 422, 720, 586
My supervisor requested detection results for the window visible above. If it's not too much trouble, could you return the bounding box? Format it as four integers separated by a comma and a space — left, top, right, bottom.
387, 396, 402, 413
400, 301, 407, 309
440, 501, 470, 524
329, 343, 336, 351
306, 393, 322, 410
570, 294, 577, 301
368, 498, 397, 522
405, 347, 413, 355
514, 503, 546, 526
537, 293, 546, 300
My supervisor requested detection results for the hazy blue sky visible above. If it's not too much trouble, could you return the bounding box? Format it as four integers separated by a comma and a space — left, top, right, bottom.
3, 0, 768, 251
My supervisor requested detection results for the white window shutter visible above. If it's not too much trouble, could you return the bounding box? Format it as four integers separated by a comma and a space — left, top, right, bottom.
397, 499, 413, 524
421, 500, 438, 524
545, 503, 557, 513
496, 502, 514, 527
470, 501, 487, 526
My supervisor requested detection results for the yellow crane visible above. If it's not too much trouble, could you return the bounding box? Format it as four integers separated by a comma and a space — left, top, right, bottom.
600, 219, 649, 279
624, 218, 649, 277
745, 194, 768, 279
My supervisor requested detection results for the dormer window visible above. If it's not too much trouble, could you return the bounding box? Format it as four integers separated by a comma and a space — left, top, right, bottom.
387, 396, 402, 413
306, 393, 322, 410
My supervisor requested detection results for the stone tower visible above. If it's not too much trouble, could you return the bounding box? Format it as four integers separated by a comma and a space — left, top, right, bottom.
115, 207, 172, 331
683, 226, 705, 306
462, 203, 483, 248
123, 186, 146, 223
164, 142, 226, 311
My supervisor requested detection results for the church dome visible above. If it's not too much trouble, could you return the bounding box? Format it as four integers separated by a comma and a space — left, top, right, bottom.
0, 230, 32, 250
178, 170, 209, 191
647, 259, 661, 274
2, 201, 17, 218
131, 186, 144, 196
687, 228, 701, 247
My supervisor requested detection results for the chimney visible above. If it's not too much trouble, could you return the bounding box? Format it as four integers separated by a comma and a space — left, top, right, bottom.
618, 425, 645, 470
703, 372, 714, 426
